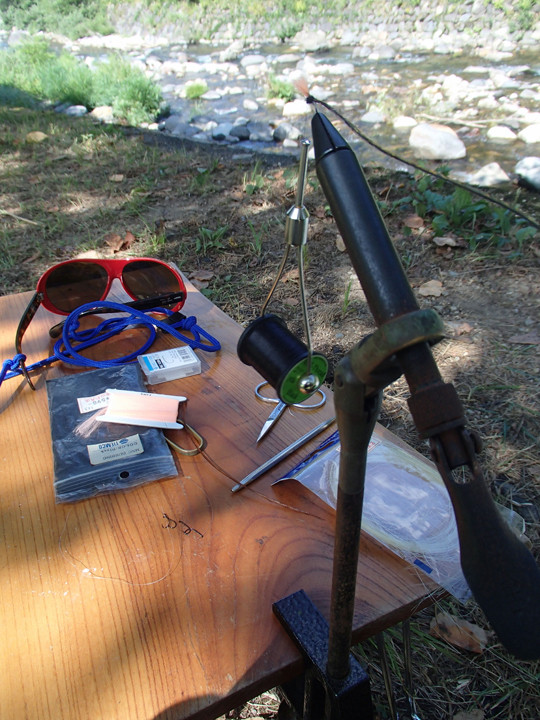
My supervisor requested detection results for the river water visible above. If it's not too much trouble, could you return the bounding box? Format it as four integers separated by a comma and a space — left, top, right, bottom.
3, 28, 540, 177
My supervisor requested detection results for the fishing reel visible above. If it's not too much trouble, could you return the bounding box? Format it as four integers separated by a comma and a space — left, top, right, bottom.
237, 140, 328, 404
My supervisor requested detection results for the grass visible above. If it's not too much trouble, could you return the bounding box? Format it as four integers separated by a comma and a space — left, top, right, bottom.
0, 38, 163, 126
1, 105, 539, 720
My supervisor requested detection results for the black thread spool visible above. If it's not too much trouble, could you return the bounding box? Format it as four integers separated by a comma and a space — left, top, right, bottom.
237, 315, 328, 405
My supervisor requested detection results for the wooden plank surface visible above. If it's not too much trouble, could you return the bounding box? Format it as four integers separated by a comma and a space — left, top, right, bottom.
0, 284, 441, 720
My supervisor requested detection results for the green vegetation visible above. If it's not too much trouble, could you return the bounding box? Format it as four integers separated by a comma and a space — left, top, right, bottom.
195, 225, 229, 253
243, 160, 266, 195
0, 38, 163, 125
411, 171, 536, 251
184, 80, 208, 100
267, 74, 296, 103
0, 0, 113, 39
0, 0, 535, 44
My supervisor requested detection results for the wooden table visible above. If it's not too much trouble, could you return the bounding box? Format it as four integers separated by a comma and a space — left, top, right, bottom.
0, 283, 441, 720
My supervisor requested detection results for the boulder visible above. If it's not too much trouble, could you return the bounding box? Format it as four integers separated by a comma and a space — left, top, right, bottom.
515, 157, 540, 192
409, 123, 467, 160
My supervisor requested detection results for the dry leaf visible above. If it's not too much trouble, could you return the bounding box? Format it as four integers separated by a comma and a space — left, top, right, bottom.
123, 230, 136, 249
403, 214, 424, 229
433, 235, 459, 246
104, 233, 125, 251
190, 279, 209, 290
446, 320, 473, 337
430, 612, 489, 654
26, 131, 48, 143
418, 279, 444, 297
508, 331, 540, 345
189, 270, 214, 282
282, 297, 299, 306
109, 173, 124, 182
335, 236, 346, 252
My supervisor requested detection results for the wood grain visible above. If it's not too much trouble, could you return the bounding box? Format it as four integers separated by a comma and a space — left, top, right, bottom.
0, 284, 441, 720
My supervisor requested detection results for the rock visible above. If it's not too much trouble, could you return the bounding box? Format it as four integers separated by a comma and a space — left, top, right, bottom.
282, 99, 312, 118
393, 115, 418, 130
518, 124, 540, 144
161, 116, 199, 138
327, 62, 355, 76
243, 98, 259, 111
240, 54, 265, 68
486, 125, 517, 143
409, 123, 467, 160
293, 29, 329, 52
467, 162, 510, 187
25, 131, 48, 143
90, 106, 114, 122
273, 121, 302, 142
201, 90, 222, 100
361, 110, 386, 124
218, 40, 244, 62
368, 44, 397, 61
63, 105, 88, 117
247, 121, 273, 142
515, 157, 540, 192
212, 122, 234, 140
229, 124, 250, 141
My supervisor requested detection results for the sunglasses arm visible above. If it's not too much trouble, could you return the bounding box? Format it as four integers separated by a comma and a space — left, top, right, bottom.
48, 292, 186, 339
15, 292, 44, 390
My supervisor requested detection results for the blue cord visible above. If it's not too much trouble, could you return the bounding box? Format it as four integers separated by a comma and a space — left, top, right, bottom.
1, 300, 221, 386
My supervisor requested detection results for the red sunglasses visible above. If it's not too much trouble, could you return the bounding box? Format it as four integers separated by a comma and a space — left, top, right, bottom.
15, 257, 186, 388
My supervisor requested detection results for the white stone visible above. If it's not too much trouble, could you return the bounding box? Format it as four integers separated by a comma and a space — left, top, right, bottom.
240, 54, 266, 68
409, 123, 467, 160
90, 106, 114, 122
515, 156, 540, 191
468, 162, 510, 186
293, 29, 329, 52
64, 105, 88, 117
486, 125, 517, 142
275, 54, 301, 64
201, 90, 222, 100
243, 98, 259, 111
245, 62, 268, 77
212, 123, 234, 140
361, 110, 386, 124
518, 124, 540, 144
327, 62, 355, 76
282, 99, 312, 117
393, 115, 418, 130
522, 112, 540, 125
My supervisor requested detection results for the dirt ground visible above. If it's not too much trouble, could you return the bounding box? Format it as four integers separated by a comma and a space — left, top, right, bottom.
2, 114, 539, 719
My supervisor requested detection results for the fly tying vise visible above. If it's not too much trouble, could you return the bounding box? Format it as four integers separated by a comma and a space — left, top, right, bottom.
237, 139, 328, 409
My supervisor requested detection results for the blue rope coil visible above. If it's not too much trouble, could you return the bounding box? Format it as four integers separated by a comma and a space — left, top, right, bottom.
1, 300, 221, 386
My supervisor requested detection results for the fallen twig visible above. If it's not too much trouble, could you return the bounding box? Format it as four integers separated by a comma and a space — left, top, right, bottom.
0, 208, 41, 226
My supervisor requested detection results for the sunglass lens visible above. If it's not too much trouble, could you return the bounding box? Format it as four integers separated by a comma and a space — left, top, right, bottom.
46, 262, 109, 312
122, 260, 181, 298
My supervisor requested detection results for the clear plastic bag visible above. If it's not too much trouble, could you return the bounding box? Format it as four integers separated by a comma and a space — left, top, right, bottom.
46, 364, 178, 503
278, 427, 525, 602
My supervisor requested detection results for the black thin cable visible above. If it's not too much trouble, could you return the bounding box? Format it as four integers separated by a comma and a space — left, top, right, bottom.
306, 95, 539, 231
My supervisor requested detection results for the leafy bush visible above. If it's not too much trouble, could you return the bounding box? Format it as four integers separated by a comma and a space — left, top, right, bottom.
0, 39, 163, 125
0, 0, 113, 39
267, 74, 296, 102
90, 56, 163, 125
